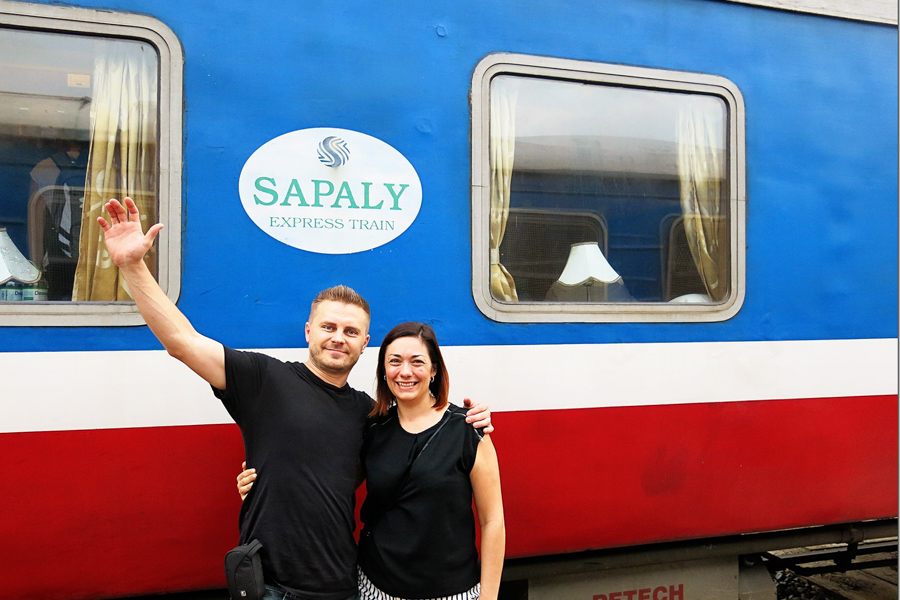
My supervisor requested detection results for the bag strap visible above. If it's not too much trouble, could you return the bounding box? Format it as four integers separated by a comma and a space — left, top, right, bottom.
244, 538, 262, 555
366, 412, 451, 531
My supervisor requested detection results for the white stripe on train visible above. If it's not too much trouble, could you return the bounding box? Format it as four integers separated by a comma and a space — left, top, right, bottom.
1, 337, 896, 434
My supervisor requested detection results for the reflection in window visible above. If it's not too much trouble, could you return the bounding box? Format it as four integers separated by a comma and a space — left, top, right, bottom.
485, 72, 734, 311
0, 28, 158, 302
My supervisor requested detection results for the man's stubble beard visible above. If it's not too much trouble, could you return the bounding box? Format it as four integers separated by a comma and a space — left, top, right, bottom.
309, 345, 358, 376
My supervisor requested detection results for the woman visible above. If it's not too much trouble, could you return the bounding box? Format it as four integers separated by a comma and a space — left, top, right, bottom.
357, 322, 505, 600
240, 322, 505, 600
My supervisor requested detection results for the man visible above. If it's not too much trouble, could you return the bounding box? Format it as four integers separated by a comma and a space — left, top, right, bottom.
99, 197, 491, 600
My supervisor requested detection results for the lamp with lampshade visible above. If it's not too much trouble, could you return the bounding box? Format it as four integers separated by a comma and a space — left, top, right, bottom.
0, 228, 42, 301
545, 242, 634, 302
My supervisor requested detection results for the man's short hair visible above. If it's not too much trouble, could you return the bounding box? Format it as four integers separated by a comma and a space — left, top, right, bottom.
310, 285, 371, 322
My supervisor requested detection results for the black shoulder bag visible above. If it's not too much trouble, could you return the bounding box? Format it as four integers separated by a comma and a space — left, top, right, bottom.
224, 538, 265, 600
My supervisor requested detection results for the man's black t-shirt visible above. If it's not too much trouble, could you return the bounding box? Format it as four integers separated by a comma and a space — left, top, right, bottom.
213, 347, 373, 600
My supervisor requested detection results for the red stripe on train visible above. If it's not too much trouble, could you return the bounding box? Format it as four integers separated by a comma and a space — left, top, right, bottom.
5, 395, 897, 599
495, 394, 898, 557
7, 424, 245, 600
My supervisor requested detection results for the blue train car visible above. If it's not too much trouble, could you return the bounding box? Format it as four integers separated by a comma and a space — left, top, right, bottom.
0, 0, 896, 598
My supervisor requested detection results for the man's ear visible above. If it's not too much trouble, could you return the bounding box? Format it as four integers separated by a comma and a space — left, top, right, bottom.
305, 322, 311, 343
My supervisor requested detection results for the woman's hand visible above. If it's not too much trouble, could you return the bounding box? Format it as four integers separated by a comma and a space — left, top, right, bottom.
237, 461, 256, 501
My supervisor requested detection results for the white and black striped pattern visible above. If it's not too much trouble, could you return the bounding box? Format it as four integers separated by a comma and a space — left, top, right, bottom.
358, 567, 480, 600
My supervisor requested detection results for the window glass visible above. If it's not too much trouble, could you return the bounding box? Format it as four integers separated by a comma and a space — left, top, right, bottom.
0, 28, 159, 303
472, 56, 745, 322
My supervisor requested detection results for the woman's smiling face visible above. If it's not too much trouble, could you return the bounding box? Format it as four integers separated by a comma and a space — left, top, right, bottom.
384, 336, 436, 404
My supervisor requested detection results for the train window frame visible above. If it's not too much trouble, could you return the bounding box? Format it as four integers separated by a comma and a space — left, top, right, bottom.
0, 1, 182, 326
470, 53, 746, 323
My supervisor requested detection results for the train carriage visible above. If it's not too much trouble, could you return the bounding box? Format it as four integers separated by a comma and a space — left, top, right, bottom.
0, 0, 896, 598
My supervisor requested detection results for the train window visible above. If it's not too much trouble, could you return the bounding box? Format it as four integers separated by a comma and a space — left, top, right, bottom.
0, 3, 182, 326
471, 54, 746, 323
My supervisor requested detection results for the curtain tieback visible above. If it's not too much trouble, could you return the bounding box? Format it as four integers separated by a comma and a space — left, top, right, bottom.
490, 249, 500, 265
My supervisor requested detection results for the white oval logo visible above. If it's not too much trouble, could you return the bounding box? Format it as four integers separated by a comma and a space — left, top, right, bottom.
238, 128, 422, 254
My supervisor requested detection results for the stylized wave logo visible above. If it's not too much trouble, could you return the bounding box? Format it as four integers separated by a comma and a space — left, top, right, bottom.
317, 136, 350, 167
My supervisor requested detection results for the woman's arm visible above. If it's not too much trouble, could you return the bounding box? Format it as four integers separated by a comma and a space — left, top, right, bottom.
470, 434, 505, 600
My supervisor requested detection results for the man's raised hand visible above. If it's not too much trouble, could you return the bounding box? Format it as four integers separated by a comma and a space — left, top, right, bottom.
98, 197, 164, 267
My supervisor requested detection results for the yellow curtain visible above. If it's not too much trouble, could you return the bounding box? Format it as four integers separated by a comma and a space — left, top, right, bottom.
489, 77, 518, 302
73, 41, 158, 301
677, 110, 728, 302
